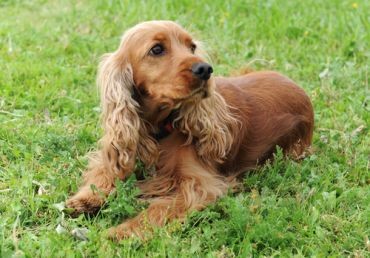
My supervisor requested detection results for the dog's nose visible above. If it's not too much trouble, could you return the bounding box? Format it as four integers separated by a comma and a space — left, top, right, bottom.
191, 62, 213, 81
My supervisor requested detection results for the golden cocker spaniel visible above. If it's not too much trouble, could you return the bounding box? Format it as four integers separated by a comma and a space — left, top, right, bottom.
66, 20, 314, 240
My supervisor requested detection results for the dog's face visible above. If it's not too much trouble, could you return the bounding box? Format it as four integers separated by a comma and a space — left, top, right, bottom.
118, 21, 213, 122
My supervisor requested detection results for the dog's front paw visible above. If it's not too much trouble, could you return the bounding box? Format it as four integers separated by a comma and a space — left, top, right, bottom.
66, 186, 105, 217
107, 225, 132, 241
107, 220, 145, 241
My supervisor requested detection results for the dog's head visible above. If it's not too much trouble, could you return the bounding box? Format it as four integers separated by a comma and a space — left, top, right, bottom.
98, 21, 236, 175
102, 21, 213, 125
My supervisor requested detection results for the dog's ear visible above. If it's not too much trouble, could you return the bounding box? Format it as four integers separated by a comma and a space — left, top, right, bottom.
175, 40, 239, 164
177, 83, 240, 165
97, 53, 157, 177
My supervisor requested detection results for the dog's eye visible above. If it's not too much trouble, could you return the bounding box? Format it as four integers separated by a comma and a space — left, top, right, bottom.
190, 43, 196, 53
150, 44, 165, 56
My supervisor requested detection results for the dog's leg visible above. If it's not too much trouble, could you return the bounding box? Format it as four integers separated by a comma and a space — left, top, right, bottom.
66, 152, 131, 216
275, 114, 314, 160
107, 144, 229, 240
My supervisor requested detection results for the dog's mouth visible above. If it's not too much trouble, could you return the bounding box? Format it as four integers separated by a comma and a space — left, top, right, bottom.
184, 87, 208, 100
175, 81, 210, 103
153, 82, 210, 140
155, 85, 207, 120
171, 90, 206, 112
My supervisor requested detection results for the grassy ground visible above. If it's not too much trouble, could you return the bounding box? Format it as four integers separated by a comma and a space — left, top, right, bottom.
0, 0, 369, 257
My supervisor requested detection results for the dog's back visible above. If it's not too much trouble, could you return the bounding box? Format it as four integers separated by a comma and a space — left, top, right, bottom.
216, 71, 314, 174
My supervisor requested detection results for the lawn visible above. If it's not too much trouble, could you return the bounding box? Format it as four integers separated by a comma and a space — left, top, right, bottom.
0, 0, 369, 257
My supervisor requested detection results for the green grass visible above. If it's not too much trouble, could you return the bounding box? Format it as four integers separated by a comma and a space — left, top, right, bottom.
0, 0, 369, 256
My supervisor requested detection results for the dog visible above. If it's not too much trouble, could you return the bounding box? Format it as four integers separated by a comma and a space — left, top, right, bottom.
66, 20, 314, 240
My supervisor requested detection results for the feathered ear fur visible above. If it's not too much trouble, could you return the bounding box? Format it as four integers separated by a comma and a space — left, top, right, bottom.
176, 79, 240, 165
173, 39, 240, 164
97, 52, 157, 178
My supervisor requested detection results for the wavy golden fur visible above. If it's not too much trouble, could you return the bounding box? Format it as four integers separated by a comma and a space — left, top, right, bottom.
66, 20, 314, 240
